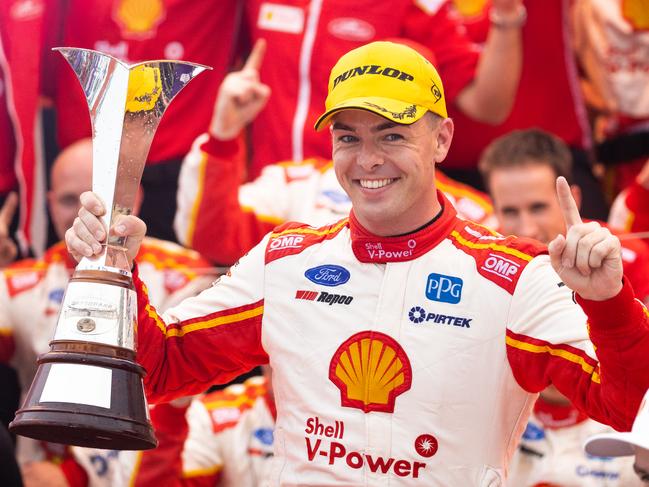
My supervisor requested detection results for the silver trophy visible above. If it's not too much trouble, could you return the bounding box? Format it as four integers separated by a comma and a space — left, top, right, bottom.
10, 48, 208, 449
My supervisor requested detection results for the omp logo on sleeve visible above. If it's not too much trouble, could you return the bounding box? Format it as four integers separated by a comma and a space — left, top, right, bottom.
426, 273, 463, 304
481, 253, 520, 282
333, 65, 414, 89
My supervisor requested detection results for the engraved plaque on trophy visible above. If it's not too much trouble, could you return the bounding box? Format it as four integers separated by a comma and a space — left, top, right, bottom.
9, 48, 208, 449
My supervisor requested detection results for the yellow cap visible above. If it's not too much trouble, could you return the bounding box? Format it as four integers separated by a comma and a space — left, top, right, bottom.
314, 41, 447, 130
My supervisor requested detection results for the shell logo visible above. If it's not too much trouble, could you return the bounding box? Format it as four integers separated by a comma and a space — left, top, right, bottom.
125, 65, 162, 113
113, 0, 166, 39
329, 331, 412, 413
622, 0, 649, 31
452, 0, 489, 18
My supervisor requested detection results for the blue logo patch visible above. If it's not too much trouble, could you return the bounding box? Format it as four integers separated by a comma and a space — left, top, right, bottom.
49, 288, 65, 304
522, 422, 545, 441
253, 427, 274, 445
305, 265, 350, 287
426, 273, 463, 304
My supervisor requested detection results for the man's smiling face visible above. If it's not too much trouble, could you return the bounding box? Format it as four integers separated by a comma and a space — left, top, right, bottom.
331, 109, 452, 236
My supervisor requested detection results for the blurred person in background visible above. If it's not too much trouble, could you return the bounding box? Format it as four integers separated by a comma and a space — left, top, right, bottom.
479, 128, 649, 305
572, 0, 649, 199
53, 0, 241, 242
0, 0, 59, 260
444, 0, 609, 219
120, 373, 274, 486
242, 0, 526, 177
0, 138, 216, 487
608, 158, 649, 234
480, 127, 649, 485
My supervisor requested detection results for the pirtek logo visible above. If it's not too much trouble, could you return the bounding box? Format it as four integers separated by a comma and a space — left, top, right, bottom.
333, 65, 414, 89
295, 290, 354, 305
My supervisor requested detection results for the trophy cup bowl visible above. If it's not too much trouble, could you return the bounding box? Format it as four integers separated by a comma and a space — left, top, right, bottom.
9, 48, 208, 450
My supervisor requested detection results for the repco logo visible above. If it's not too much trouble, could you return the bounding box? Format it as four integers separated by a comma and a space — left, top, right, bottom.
269, 234, 304, 252
481, 253, 520, 282
333, 65, 414, 89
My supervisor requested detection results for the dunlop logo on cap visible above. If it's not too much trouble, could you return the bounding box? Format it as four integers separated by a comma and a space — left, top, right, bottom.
332, 65, 415, 89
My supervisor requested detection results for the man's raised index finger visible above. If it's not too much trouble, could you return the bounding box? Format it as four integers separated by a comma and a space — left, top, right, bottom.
556, 176, 582, 228
243, 39, 266, 73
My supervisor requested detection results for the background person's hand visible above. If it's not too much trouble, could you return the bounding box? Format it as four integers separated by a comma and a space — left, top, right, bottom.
0, 192, 18, 267
209, 39, 270, 141
65, 191, 146, 268
548, 177, 623, 301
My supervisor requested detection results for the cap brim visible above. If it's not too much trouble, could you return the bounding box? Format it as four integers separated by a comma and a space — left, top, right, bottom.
314, 96, 428, 131
584, 432, 648, 457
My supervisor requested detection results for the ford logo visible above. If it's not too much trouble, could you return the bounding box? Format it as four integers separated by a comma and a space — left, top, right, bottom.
305, 265, 350, 287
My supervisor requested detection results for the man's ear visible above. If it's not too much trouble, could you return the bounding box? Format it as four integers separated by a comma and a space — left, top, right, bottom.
433, 117, 454, 164
570, 183, 582, 210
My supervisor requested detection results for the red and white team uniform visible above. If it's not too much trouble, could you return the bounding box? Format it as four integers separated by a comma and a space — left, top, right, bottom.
136, 194, 649, 485
609, 182, 649, 234
54, 0, 238, 164
0, 238, 215, 485
444, 0, 592, 169
244, 0, 479, 176
508, 397, 645, 486
175, 135, 495, 264
114, 376, 276, 487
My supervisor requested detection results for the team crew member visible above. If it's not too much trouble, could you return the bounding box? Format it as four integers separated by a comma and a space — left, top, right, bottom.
119, 375, 275, 487
243, 0, 526, 176
478, 128, 649, 304
67, 42, 649, 486
0, 139, 215, 486
609, 159, 649, 234
507, 385, 645, 486
175, 40, 495, 265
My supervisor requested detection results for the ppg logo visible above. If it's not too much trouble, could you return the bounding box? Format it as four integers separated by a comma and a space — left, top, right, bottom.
426, 273, 463, 304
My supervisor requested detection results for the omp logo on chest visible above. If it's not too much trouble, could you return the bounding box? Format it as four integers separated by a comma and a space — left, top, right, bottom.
269, 234, 304, 252
426, 273, 463, 304
333, 65, 414, 89
481, 253, 520, 281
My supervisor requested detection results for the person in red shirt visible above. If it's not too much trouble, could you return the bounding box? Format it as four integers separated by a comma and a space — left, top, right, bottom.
479, 128, 649, 304
243, 0, 526, 178
53, 0, 241, 242
0, 0, 57, 258
609, 159, 649, 235
443, 0, 609, 220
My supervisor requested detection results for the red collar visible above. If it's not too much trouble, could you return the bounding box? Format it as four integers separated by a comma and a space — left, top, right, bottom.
350, 191, 458, 263
534, 397, 588, 430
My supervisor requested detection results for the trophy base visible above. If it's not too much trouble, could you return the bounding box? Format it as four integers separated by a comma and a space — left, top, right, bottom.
9, 407, 155, 450
10, 342, 157, 450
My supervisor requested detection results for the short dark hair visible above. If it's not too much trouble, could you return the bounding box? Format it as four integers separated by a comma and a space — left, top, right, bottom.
478, 129, 574, 188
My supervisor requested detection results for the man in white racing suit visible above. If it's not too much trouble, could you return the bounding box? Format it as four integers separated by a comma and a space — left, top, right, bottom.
66, 41, 649, 486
